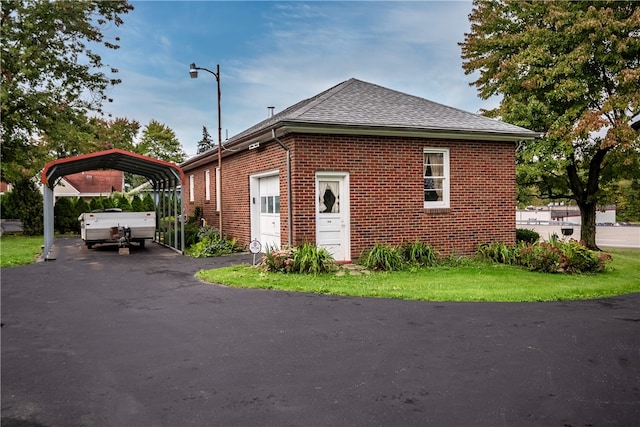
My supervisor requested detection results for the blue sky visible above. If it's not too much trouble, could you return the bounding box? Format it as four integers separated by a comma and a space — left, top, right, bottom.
98, 1, 496, 158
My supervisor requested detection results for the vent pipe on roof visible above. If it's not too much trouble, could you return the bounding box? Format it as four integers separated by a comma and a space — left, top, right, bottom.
267, 106, 275, 118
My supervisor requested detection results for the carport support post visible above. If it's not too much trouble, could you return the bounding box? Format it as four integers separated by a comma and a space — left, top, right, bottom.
172, 179, 178, 250
180, 186, 185, 252
43, 184, 55, 260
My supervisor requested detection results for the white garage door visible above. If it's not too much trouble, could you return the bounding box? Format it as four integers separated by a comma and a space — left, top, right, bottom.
258, 175, 280, 250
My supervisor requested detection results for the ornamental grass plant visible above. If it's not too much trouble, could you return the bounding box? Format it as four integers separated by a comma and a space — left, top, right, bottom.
260, 243, 336, 274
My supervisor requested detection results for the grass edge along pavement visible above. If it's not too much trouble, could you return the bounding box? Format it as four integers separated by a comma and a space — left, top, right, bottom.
196, 248, 640, 302
0, 235, 43, 268
2, 236, 638, 302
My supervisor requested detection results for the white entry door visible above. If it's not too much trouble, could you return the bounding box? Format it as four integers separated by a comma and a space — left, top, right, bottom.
316, 172, 350, 261
258, 174, 281, 250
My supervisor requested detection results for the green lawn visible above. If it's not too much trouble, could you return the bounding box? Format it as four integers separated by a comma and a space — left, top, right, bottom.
196, 248, 640, 302
0, 234, 43, 268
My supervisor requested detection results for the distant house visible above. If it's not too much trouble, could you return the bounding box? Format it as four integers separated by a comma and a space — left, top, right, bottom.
182, 78, 539, 261
0, 182, 11, 195
51, 170, 124, 201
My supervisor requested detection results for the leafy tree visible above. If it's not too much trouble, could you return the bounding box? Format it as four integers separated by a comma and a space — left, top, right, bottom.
2, 179, 43, 235
460, 0, 640, 249
137, 120, 186, 163
0, 193, 16, 219
54, 197, 76, 234
88, 116, 140, 152
1, 0, 134, 183
197, 126, 215, 154
611, 179, 640, 222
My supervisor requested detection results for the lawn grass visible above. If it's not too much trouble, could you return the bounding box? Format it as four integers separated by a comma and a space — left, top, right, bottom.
0, 234, 43, 268
196, 248, 640, 302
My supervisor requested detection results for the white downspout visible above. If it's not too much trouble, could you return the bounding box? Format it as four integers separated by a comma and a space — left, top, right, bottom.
271, 129, 292, 246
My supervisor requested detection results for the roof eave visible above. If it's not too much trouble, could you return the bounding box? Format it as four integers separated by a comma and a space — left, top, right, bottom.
278, 121, 541, 142
181, 121, 541, 172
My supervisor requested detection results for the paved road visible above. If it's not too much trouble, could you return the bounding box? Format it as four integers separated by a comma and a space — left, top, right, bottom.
518, 224, 640, 248
2, 237, 639, 426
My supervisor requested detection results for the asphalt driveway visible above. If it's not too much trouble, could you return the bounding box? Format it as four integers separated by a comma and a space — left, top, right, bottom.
2, 237, 639, 426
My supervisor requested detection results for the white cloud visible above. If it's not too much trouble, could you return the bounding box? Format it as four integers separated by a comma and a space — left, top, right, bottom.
99, 1, 501, 158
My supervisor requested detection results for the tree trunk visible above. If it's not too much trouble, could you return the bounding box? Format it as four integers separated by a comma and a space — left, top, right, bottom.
578, 201, 598, 250
567, 147, 611, 252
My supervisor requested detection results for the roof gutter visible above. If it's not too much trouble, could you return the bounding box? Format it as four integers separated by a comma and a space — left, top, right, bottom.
278, 122, 542, 142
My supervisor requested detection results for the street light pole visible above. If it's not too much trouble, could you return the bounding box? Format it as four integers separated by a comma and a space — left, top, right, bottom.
190, 63, 222, 236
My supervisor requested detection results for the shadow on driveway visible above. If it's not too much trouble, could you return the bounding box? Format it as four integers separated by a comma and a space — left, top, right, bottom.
2, 237, 639, 426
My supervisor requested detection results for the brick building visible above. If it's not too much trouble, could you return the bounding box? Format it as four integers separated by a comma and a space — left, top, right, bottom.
181, 79, 538, 261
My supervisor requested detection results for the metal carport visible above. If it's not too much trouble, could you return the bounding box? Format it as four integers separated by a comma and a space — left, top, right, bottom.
41, 149, 186, 260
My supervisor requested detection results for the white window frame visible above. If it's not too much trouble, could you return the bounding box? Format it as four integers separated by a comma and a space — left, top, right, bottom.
216, 167, 221, 212
189, 174, 195, 203
423, 148, 450, 208
205, 170, 211, 201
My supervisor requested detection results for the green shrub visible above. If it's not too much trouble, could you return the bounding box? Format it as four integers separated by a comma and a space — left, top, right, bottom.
101, 196, 115, 209
186, 225, 242, 258
114, 193, 131, 211
0, 193, 16, 218
516, 241, 564, 273
2, 179, 43, 235
260, 244, 336, 274
477, 242, 517, 265
130, 195, 144, 212
556, 240, 611, 273
290, 243, 336, 274
261, 246, 295, 273
516, 228, 540, 244
400, 240, 438, 266
142, 193, 156, 211
359, 243, 404, 271
197, 225, 220, 241
481, 239, 613, 274
54, 197, 76, 234
184, 222, 200, 248
89, 197, 103, 211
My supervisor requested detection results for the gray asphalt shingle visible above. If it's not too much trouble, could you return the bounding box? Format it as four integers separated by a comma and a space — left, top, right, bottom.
229, 78, 537, 142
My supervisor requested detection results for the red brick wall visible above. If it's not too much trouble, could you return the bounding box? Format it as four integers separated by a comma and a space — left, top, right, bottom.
183, 143, 288, 246
184, 133, 516, 258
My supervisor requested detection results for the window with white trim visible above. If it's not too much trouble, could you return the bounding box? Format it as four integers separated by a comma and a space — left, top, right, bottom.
205, 170, 211, 201
423, 148, 449, 208
189, 175, 195, 202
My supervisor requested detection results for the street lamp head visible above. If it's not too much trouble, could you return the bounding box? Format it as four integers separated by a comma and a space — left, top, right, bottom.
189, 63, 198, 79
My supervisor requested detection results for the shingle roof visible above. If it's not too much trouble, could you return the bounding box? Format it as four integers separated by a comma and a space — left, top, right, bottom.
63, 170, 124, 194
229, 78, 538, 142
183, 78, 539, 169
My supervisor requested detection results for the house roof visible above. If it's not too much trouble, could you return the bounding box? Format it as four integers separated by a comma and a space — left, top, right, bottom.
42, 149, 185, 189
62, 170, 124, 194
183, 78, 540, 169
239, 78, 538, 139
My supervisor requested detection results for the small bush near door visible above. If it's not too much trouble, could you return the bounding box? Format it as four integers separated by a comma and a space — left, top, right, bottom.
260, 243, 336, 274
359, 243, 405, 271
358, 241, 440, 271
186, 225, 243, 258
